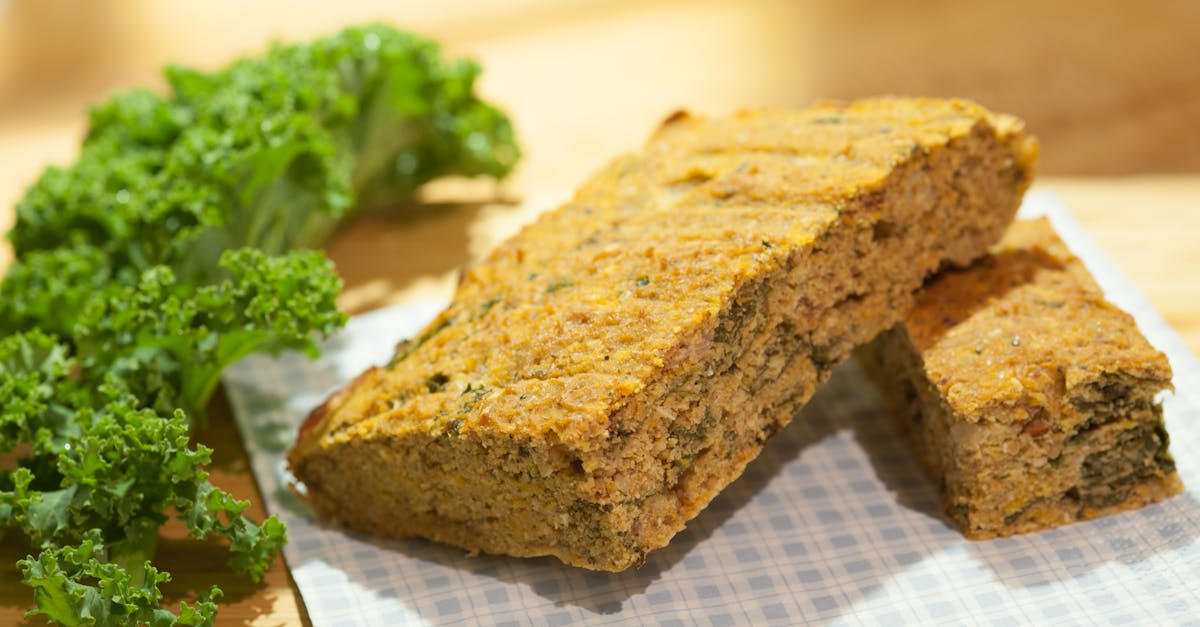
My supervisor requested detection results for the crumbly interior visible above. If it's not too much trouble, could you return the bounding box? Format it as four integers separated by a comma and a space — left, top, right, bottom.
859, 219, 1182, 539
290, 98, 1036, 570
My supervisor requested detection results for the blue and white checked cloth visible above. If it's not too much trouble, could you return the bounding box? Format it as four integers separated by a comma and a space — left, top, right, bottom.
224, 191, 1200, 626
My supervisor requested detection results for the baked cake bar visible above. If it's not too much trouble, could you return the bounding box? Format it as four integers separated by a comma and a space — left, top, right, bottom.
289, 98, 1036, 569
858, 218, 1182, 539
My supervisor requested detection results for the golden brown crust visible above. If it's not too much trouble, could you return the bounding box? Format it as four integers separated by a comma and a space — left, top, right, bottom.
904, 219, 1172, 424
860, 218, 1182, 539
290, 97, 1036, 569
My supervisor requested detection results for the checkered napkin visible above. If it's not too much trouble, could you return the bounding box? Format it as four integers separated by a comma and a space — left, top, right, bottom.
224, 191, 1200, 625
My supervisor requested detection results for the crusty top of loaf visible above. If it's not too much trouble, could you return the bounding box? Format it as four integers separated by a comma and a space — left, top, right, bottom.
295, 98, 1035, 455
902, 218, 1172, 424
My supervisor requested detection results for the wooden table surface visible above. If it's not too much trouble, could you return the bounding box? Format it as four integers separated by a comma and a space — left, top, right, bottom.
1, 1, 1197, 624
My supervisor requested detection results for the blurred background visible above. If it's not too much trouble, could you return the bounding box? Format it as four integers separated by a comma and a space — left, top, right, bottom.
4, 0, 1199, 182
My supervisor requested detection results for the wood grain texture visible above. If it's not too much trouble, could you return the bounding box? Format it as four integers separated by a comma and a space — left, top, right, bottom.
0, 1, 1197, 624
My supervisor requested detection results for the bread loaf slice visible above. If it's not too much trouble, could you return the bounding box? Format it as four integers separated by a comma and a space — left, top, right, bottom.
288, 98, 1037, 570
857, 218, 1181, 539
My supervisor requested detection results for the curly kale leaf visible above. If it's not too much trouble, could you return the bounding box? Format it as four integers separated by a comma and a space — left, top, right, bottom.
0, 331, 90, 475
0, 246, 344, 421
70, 249, 346, 419
2, 346, 286, 623
11, 132, 221, 279
19, 532, 220, 626
11, 23, 520, 285
0, 246, 121, 338
0, 294, 299, 627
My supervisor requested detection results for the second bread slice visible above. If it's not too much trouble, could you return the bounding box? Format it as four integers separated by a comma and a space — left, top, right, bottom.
858, 218, 1181, 539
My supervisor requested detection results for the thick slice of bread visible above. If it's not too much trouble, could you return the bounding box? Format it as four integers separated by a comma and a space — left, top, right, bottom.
289, 98, 1037, 570
858, 218, 1181, 539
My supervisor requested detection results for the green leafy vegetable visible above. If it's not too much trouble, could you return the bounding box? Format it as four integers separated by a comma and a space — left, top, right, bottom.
12, 22, 520, 284
19, 532, 221, 626
69, 249, 347, 419
1, 22, 519, 624
0, 333, 288, 624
